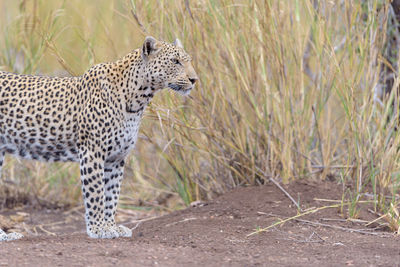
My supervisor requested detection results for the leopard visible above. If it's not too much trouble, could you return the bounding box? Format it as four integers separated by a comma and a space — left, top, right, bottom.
0, 36, 198, 241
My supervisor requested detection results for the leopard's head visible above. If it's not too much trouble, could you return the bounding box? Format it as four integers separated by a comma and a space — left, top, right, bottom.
141, 36, 198, 95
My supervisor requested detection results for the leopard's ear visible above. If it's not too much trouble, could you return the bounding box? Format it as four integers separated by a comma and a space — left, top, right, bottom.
173, 38, 183, 48
142, 36, 161, 61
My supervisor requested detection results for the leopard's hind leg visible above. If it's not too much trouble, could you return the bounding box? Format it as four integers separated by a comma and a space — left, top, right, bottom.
0, 150, 24, 241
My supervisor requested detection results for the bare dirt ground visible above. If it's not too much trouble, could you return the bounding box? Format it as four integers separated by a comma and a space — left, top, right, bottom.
1, 180, 400, 266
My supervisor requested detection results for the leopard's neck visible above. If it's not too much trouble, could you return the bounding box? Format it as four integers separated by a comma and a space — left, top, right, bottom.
115, 50, 157, 116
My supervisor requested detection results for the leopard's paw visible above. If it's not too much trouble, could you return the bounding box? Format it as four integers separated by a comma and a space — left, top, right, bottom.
115, 225, 132, 238
87, 223, 132, 239
6, 232, 24, 241
0, 229, 23, 241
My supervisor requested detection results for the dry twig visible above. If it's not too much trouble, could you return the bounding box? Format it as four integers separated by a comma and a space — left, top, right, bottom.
268, 177, 301, 211
295, 218, 392, 237
255, 211, 393, 238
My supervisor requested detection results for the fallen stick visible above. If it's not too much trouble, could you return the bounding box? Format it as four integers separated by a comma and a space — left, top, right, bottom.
268, 177, 301, 211
253, 210, 393, 238
294, 218, 392, 237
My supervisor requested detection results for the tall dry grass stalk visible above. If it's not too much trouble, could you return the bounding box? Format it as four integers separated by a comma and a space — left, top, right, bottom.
0, 0, 398, 222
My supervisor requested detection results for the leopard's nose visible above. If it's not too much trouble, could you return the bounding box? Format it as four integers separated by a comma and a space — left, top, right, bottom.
189, 77, 198, 85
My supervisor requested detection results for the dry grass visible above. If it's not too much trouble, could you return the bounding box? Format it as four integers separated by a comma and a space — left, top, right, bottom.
0, 0, 399, 227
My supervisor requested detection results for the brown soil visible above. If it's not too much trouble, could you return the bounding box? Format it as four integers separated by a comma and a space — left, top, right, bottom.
1, 180, 399, 267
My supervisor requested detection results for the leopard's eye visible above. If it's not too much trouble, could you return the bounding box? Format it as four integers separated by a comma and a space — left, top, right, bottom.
171, 58, 181, 65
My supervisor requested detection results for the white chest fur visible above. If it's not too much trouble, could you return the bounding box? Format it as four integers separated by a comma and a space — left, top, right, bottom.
123, 115, 141, 149
106, 112, 143, 162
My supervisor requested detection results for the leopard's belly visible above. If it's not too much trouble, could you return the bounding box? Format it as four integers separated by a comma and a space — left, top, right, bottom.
0, 128, 80, 162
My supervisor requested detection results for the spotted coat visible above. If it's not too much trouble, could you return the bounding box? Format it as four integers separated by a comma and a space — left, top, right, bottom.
0, 36, 198, 240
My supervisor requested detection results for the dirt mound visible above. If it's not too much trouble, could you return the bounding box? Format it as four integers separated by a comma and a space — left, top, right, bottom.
0, 180, 399, 266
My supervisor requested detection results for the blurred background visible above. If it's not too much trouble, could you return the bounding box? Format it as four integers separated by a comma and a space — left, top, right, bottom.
0, 0, 399, 225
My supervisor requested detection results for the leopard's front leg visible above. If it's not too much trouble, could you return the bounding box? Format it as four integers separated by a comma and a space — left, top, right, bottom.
103, 159, 131, 237
79, 147, 130, 239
